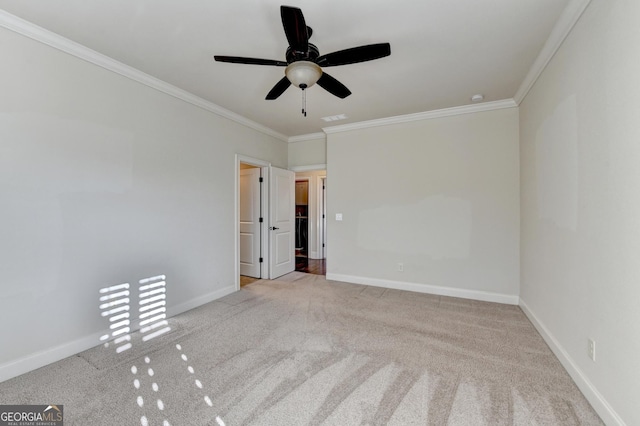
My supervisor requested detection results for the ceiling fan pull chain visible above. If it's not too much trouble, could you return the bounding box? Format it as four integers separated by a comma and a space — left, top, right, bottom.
302, 88, 307, 117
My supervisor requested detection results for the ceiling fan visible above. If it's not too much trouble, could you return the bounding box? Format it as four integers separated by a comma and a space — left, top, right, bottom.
214, 5, 391, 111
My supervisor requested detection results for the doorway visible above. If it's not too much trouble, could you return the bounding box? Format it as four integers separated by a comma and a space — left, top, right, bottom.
295, 178, 309, 259
294, 170, 326, 275
236, 155, 296, 289
239, 162, 264, 286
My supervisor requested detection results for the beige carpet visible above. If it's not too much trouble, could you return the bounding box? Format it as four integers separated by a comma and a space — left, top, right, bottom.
0, 273, 602, 425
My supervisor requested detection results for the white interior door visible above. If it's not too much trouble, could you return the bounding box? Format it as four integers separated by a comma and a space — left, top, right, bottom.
239, 167, 261, 278
269, 167, 295, 279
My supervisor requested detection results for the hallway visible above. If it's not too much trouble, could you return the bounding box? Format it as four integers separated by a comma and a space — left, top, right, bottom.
295, 257, 326, 275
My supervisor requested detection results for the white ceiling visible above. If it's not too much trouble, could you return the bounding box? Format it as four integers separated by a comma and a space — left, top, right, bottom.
0, 0, 570, 138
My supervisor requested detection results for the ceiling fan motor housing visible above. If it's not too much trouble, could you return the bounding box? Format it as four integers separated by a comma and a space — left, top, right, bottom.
286, 43, 319, 63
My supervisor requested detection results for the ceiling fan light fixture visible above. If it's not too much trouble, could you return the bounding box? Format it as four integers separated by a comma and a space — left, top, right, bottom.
285, 61, 322, 89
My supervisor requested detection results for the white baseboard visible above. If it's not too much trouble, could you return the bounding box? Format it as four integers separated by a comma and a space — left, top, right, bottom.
0, 284, 237, 384
519, 299, 625, 426
167, 284, 235, 318
0, 330, 112, 383
326, 273, 519, 305
308, 251, 322, 260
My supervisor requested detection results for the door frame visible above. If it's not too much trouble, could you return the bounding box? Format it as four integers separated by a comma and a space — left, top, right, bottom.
239, 167, 261, 278
235, 154, 270, 290
319, 176, 327, 259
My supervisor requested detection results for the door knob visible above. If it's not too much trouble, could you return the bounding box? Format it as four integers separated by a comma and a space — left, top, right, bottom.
270, 226, 280, 230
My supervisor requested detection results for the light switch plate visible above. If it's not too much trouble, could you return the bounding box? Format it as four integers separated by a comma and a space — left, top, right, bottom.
335, 213, 343, 221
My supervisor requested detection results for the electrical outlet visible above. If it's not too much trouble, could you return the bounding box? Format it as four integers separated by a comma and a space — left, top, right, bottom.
397, 263, 404, 272
588, 338, 596, 362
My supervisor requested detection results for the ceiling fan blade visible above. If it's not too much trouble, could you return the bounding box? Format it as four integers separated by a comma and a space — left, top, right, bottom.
281, 6, 308, 53
316, 43, 391, 67
317, 72, 351, 99
214, 56, 287, 66
266, 76, 292, 100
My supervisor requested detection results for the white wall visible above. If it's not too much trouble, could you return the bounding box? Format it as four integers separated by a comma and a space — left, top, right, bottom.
288, 136, 326, 168
519, 0, 640, 424
326, 108, 520, 303
0, 27, 287, 380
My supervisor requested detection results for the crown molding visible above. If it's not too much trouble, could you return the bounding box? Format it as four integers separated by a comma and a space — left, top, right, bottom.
288, 132, 326, 143
322, 99, 517, 134
2, 1, 591, 141
514, 0, 592, 105
0, 10, 288, 142
289, 164, 327, 172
